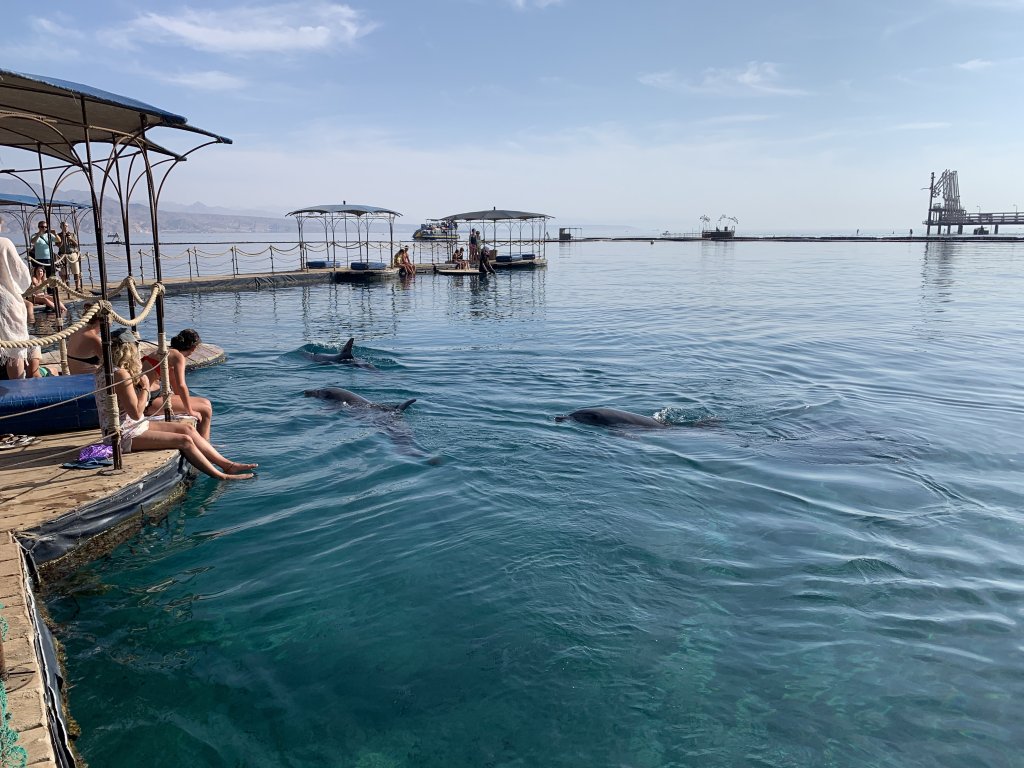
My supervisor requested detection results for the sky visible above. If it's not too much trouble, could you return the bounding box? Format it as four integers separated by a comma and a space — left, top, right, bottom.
3, 0, 1024, 232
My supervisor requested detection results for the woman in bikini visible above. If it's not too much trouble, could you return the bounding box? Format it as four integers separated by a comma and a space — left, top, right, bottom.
28, 266, 66, 314
66, 303, 103, 374
142, 328, 214, 440
98, 328, 255, 481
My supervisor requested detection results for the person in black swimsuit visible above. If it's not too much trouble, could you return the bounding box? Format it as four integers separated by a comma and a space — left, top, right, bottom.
66, 303, 103, 374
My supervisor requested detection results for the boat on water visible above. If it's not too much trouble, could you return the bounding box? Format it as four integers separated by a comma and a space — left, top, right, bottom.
106, 232, 123, 246
701, 214, 738, 240
412, 219, 457, 241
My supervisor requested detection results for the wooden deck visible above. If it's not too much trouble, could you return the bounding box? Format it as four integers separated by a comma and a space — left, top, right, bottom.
0, 429, 193, 765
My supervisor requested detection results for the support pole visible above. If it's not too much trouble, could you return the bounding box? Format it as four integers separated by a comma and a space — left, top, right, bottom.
925, 171, 935, 237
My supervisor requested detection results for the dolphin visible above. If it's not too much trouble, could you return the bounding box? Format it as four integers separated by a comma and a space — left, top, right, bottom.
304, 338, 377, 369
555, 407, 668, 429
304, 387, 415, 412
305, 387, 439, 462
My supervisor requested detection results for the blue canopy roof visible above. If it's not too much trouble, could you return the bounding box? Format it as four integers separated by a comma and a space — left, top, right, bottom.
0, 192, 89, 209
287, 204, 402, 217
0, 68, 231, 163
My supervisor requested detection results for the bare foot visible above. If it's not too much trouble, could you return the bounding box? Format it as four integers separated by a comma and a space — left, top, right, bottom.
227, 461, 259, 473
221, 472, 255, 481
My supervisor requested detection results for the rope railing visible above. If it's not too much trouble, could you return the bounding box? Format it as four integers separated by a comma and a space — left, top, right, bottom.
43, 237, 480, 285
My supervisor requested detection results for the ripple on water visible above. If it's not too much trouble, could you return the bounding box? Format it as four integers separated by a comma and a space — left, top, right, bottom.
48, 241, 1024, 767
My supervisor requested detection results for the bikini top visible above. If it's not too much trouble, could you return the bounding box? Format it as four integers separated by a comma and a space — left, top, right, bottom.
67, 353, 100, 365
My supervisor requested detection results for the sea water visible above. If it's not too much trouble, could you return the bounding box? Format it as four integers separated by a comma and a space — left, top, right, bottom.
47, 240, 1024, 767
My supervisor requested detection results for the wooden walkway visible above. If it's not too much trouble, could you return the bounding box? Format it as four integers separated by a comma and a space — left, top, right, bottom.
0, 329, 223, 767
0, 430, 189, 766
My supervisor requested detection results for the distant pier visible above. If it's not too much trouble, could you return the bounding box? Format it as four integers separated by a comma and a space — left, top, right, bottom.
923, 169, 1024, 235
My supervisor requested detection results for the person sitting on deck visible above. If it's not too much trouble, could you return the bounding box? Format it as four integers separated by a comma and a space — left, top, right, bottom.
398, 246, 416, 277
451, 248, 468, 269
66, 302, 103, 374
141, 328, 215, 440
29, 266, 67, 314
477, 240, 496, 275
98, 328, 255, 481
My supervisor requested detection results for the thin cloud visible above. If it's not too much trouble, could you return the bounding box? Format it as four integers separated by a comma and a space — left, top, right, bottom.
890, 121, 951, 131
944, 0, 1024, 8
510, 0, 564, 8
696, 113, 778, 126
108, 2, 376, 54
639, 62, 808, 97
957, 58, 994, 70
157, 70, 248, 91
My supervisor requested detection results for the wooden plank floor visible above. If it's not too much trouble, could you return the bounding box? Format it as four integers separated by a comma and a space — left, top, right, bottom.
0, 431, 182, 766
0, 431, 177, 531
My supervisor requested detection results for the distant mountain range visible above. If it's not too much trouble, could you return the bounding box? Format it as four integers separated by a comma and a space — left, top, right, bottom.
0, 180, 293, 234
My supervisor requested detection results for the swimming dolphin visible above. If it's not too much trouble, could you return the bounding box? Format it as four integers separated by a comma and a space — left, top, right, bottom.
305, 387, 439, 462
304, 387, 415, 412
555, 407, 667, 429
304, 338, 377, 369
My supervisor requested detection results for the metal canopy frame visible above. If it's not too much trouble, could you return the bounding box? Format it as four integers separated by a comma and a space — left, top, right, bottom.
438, 207, 552, 260
288, 202, 402, 268
0, 68, 230, 471
0, 194, 90, 260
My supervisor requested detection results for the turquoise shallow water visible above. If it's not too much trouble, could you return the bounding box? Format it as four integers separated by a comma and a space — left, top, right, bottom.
48, 241, 1024, 767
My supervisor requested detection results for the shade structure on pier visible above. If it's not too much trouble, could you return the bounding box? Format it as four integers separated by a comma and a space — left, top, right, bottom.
288, 204, 402, 269
0, 68, 231, 161
287, 204, 402, 217
0, 193, 89, 209
442, 208, 551, 221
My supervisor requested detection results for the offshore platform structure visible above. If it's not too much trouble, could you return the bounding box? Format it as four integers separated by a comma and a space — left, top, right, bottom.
924, 170, 1022, 235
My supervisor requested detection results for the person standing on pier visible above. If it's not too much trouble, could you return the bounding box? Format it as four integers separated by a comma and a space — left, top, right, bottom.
0, 218, 32, 379
29, 221, 60, 278
58, 222, 82, 292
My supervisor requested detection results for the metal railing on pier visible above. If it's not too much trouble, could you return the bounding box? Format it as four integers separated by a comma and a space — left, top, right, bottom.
74, 238, 462, 289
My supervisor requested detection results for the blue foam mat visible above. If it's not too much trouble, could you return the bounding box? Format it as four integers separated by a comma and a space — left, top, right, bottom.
0, 374, 99, 435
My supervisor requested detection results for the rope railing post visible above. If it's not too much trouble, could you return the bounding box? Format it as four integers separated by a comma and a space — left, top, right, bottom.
269, 244, 275, 274
59, 338, 69, 376
98, 312, 123, 470
158, 331, 172, 421
137, 248, 145, 284
187, 247, 194, 282
194, 247, 201, 278
231, 245, 238, 277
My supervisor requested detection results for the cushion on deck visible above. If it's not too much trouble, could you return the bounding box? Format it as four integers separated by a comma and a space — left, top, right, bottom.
350, 261, 388, 271
306, 260, 329, 269
520, 253, 537, 260
0, 374, 99, 435
495, 254, 524, 263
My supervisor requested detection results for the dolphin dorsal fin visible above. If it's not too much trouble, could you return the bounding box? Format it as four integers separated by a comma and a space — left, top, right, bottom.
340, 337, 355, 359
397, 398, 417, 412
